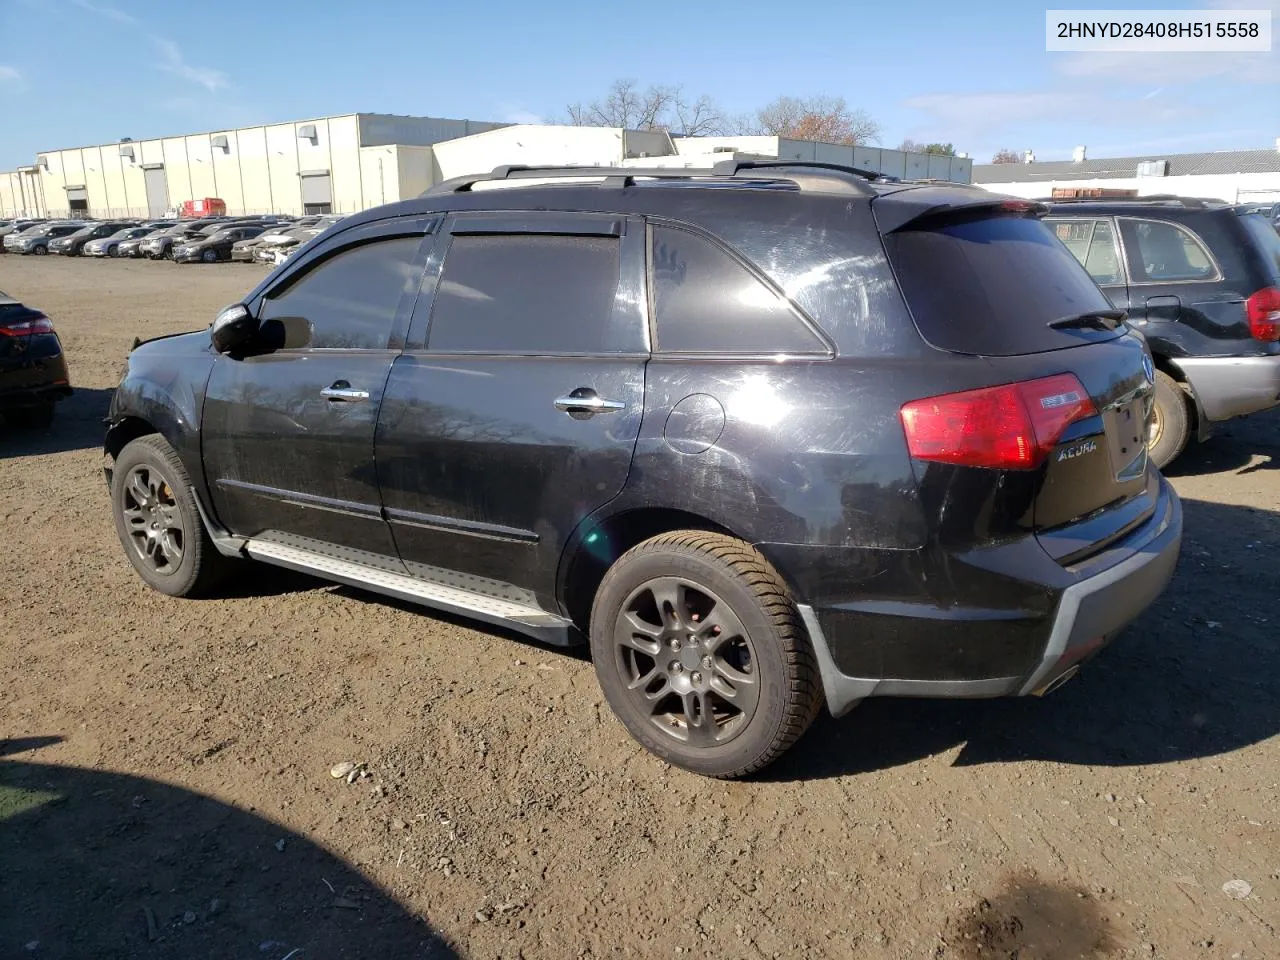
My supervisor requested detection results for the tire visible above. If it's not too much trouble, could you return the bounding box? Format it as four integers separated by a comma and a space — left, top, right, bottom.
163, 248, 173, 261
107, 245, 119, 257
1149, 369, 1190, 469
110, 434, 235, 598
32, 245, 47, 256
201, 248, 218, 263
6, 402, 55, 430
589, 531, 822, 778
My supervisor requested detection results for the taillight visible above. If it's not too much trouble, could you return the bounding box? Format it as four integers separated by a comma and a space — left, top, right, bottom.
900, 373, 1097, 470
1246, 287, 1280, 341
0, 315, 54, 337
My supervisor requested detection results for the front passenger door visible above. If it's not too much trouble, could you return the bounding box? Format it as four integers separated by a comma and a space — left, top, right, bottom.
202, 218, 435, 563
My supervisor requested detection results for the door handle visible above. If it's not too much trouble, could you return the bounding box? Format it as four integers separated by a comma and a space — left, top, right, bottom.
321, 381, 370, 402
554, 390, 626, 414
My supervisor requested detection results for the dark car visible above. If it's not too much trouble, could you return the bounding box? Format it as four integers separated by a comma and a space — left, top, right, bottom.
49, 221, 138, 256
4, 221, 87, 255
105, 161, 1182, 778
174, 224, 268, 263
0, 291, 71, 428
1045, 197, 1280, 467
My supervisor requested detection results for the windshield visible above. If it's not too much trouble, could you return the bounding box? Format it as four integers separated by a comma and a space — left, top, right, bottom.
1239, 213, 1280, 281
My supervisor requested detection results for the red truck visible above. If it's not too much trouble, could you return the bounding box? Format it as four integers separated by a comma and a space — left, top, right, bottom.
180, 198, 226, 218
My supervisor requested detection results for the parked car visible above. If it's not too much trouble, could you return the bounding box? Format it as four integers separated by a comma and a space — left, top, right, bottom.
0, 218, 47, 249
85, 225, 159, 258
105, 161, 1182, 778
50, 221, 138, 256
118, 228, 171, 259
231, 218, 324, 262
139, 221, 221, 259
1045, 197, 1280, 467
4, 221, 87, 255
174, 224, 269, 263
0, 290, 71, 428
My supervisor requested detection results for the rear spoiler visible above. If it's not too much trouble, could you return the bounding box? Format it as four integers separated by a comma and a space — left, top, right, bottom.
873, 187, 1048, 233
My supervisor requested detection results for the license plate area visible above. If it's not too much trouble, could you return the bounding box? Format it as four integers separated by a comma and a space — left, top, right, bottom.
1105, 397, 1148, 481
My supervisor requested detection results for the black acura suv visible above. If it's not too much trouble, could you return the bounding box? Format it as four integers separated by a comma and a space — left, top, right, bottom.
105, 162, 1182, 777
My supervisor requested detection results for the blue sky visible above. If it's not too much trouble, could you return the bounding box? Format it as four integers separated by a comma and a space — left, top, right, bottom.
0, 0, 1275, 169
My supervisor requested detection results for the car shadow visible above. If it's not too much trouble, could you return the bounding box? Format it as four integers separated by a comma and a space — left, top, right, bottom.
0, 737, 462, 959
759, 495, 1280, 782
0, 386, 115, 457
1163, 408, 1279, 477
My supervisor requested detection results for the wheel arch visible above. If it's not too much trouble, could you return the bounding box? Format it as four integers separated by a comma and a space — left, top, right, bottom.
1151, 352, 1211, 442
556, 505, 746, 636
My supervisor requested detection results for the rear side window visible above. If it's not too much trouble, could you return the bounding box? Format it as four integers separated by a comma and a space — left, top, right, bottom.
883, 213, 1119, 357
259, 237, 422, 349
427, 233, 620, 354
1119, 218, 1217, 283
650, 225, 826, 354
1238, 213, 1280, 281
1047, 219, 1123, 285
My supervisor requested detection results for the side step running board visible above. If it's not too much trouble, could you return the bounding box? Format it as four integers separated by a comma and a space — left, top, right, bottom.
245, 538, 576, 647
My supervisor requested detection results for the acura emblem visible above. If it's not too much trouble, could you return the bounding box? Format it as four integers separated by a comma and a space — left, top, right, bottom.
1142, 354, 1155, 384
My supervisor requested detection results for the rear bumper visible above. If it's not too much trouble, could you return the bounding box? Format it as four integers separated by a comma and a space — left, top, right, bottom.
791, 476, 1182, 716
0, 381, 72, 410
1171, 354, 1280, 422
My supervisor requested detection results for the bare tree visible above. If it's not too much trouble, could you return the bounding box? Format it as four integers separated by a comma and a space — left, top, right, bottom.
754, 95, 880, 145
899, 138, 924, 153
566, 79, 676, 131
991, 148, 1021, 164
672, 87, 723, 137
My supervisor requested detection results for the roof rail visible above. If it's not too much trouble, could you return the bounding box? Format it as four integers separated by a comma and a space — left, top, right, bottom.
422, 160, 889, 197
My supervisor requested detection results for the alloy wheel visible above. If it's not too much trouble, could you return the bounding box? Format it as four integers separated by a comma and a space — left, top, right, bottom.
121, 465, 185, 575
613, 577, 759, 746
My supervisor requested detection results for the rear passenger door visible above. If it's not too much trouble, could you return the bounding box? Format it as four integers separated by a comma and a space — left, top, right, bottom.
375, 213, 648, 607
1117, 216, 1223, 329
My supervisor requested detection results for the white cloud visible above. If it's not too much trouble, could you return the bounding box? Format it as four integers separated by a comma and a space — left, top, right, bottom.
68, 0, 136, 24
149, 35, 227, 92
67, 0, 226, 93
0, 65, 21, 83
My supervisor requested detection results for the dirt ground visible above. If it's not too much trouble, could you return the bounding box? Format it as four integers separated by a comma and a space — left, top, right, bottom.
1, 254, 1277, 960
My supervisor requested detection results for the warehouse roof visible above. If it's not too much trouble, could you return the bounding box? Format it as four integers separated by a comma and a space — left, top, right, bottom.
973, 147, 1280, 183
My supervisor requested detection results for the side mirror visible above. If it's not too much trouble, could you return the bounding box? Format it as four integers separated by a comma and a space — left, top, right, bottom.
210, 303, 258, 354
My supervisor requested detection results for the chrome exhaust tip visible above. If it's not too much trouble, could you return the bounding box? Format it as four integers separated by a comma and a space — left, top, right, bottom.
1033, 664, 1080, 697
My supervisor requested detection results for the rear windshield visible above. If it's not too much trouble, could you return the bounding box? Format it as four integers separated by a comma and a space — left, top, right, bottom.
883, 213, 1121, 356
1239, 213, 1280, 281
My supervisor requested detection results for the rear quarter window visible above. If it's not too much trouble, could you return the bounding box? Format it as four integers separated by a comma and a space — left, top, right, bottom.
882, 213, 1120, 356
1239, 213, 1280, 281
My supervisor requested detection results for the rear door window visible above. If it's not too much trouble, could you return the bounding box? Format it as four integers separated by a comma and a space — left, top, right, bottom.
649, 225, 827, 355
883, 213, 1120, 356
1047, 218, 1124, 285
427, 232, 621, 354
1119, 218, 1218, 283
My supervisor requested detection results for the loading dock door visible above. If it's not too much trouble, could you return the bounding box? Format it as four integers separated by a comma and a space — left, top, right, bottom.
66, 186, 88, 214
301, 172, 332, 215
143, 166, 168, 218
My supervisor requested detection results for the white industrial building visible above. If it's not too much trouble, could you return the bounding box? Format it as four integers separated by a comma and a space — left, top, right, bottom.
974, 143, 1280, 204
1, 113, 974, 220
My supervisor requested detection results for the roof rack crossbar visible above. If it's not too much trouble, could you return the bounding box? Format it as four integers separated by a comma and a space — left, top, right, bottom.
423, 159, 896, 197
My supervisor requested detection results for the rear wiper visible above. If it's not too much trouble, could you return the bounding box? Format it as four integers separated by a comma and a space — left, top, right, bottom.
1047, 309, 1126, 331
